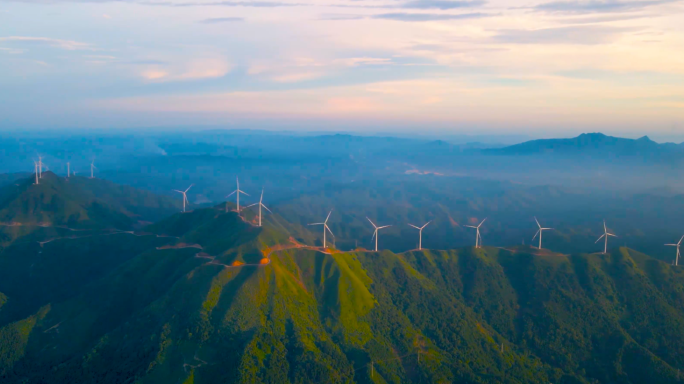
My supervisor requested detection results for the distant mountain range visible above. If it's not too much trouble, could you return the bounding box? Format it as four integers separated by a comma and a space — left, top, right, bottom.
485, 133, 684, 159
1, 174, 684, 384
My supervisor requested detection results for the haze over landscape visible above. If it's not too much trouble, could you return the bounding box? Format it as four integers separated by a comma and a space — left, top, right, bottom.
4, 0, 684, 383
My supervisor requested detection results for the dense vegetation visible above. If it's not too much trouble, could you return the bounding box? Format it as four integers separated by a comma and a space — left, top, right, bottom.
2, 172, 684, 383
2, 200, 684, 383
0, 171, 180, 231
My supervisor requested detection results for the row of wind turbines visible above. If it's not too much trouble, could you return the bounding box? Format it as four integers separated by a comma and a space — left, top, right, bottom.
173, 178, 682, 264
31, 157, 97, 185
24, 160, 682, 264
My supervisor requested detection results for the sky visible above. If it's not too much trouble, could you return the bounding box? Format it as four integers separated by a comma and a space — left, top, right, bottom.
1, 0, 683, 137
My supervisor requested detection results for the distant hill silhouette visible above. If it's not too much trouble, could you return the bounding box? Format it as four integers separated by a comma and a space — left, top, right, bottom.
485, 133, 684, 161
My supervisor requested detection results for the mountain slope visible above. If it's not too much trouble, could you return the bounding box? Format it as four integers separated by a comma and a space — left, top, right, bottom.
485, 133, 682, 161
2, 206, 684, 383
0, 172, 181, 231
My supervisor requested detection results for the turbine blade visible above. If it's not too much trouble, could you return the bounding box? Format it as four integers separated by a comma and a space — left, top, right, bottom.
665, 244, 677, 246
535, 217, 541, 228
464, 225, 477, 228
479, 217, 487, 227
372, 230, 377, 240
423, 221, 431, 229
261, 204, 272, 213
603, 220, 607, 233
309, 223, 324, 226
325, 210, 332, 223
244, 203, 258, 208
325, 224, 335, 238
542, 228, 553, 230
408, 224, 420, 229
226, 190, 236, 198
366, 217, 377, 228
532, 230, 540, 241
173, 190, 183, 193
678, 235, 684, 245
185, 184, 193, 193
608, 233, 617, 237
240, 190, 250, 196
378, 225, 391, 229
595, 234, 605, 243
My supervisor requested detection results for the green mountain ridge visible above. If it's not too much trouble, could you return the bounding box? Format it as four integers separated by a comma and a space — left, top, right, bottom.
2, 205, 684, 384
0, 172, 181, 231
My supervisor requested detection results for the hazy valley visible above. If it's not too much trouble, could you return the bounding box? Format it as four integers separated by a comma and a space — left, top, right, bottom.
2, 132, 684, 383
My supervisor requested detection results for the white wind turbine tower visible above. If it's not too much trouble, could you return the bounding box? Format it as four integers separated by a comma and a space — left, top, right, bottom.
245, 189, 271, 227
90, 160, 96, 179
67, 162, 70, 178
367, 217, 391, 252
408, 221, 431, 250
665, 235, 684, 266
308, 210, 334, 248
226, 177, 249, 212
595, 220, 617, 254
465, 218, 487, 248
532, 217, 553, 249
173, 184, 193, 213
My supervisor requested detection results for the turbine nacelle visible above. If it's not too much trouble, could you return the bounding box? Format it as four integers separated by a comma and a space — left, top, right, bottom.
596, 220, 617, 254
308, 210, 335, 248
244, 188, 271, 227
367, 217, 391, 251
465, 218, 486, 248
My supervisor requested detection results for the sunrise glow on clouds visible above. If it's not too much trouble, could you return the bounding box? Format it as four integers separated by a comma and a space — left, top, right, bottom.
0, 0, 683, 134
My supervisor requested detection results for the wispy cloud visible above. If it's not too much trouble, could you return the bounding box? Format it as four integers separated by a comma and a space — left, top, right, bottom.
534, 0, 677, 14
372, 12, 490, 21
493, 26, 633, 44
318, 13, 365, 20
199, 16, 244, 23
126, 59, 168, 65
400, 0, 485, 10
553, 12, 654, 23
0, 36, 93, 50
141, 58, 231, 81
143, 1, 305, 7
0, 47, 25, 54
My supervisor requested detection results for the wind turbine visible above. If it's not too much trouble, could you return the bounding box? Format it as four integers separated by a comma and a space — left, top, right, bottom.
408, 221, 431, 250
90, 160, 96, 179
226, 177, 249, 212
532, 217, 553, 249
173, 184, 193, 213
308, 210, 334, 248
67, 162, 70, 178
245, 189, 271, 227
465, 218, 487, 248
367, 217, 391, 252
665, 235, 684, 266
595, 220, 617, 254
34, 161, 39, 185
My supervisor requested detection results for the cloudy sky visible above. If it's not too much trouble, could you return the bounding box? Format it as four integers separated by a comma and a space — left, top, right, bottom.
1, 0, 683, 136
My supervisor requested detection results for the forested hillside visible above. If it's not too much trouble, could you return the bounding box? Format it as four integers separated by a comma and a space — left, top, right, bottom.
0, 172, 180, 231
2, 201, 683, 384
